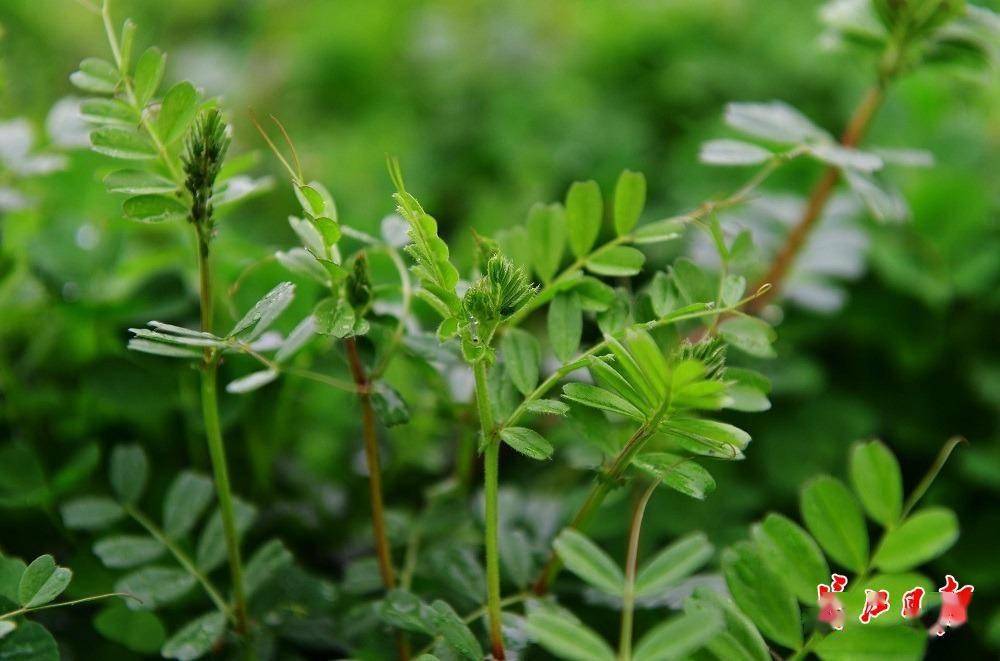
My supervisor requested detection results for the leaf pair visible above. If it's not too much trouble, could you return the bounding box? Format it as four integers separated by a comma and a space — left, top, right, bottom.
554, 529, 713, 601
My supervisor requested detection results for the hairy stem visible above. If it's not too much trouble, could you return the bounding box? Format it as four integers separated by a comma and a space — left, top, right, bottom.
0, 593, 136, 621
196, 237, 248, 633
619, 479, 660, 661
473, 359, 505, 660
748, 83, 886, 311
125, 504, 233, 621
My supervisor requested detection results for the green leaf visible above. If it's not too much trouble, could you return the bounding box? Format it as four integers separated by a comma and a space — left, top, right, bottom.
93, 604, 166, 654
90, 127, 157, 160
670, 257, 715, 305
844, 169, 908, 223
525, 399, 570, 416
109, 444, 148, 504
633, 610, 724, 661
0, 622, 58, 661
685, 587, 770, 661
800, 476, 869, 573
499, 427, 553, 461
93, 535, 165, 569
104, 169, 176, 195
196, 499, 256, 572
548, 292, 582, 363
552, 528, 623, 595
17, 555, 72, 608
428, 600, 482, 661
527, 202, 566, 283
633, 452, 716, 500
585, 246, 645, 277
814, 625, 926, 660
572, 276, 617, 311
80, 98, 138, 126
526, 607, 615, 661
133, 47, 166, 106
699, 139, 773, 165
122, 194, 188, 223
0, 555, 27, 603
244, 539, 294, 597
156, 82, 199, 145
230, 282, 295, 339
161, 611, 226, 661
70, 57, 119, 94
751, 513, 829, 604
849, 440, 903, 527
614, 169, 646, 236
721, 275, 748, 307
61, 496, 125, 531
809, 143, 883, 172
725, 101, 828, 144
276, 248, 329, 285
0, 441, 49, 509
722, 541, 802, 650
377, 589, 433, 635
372, 383, 411, 427
226, 369, 278, 394
632, 218, 686, 245
313, 297, 356, 338
115, 567, 196, 610
501, 329, 541, 396
658, 418, 750, 460
163, 471, 214, 539
562, 382, 643, 420
634, 532, 714, 598
872, 508, 959, 572
725, 367, 772, 413
718, 316, 776, 358
565, 180, 602, 257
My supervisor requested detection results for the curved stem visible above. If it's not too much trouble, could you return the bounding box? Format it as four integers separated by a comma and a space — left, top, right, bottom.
0, 593, 136, 621
901, 436, 966, 520
533, 355, 676, 595
748, 84, 886, 311
125, 504, 233, 622
619, 479, 661, 661
473, 359, 505, 660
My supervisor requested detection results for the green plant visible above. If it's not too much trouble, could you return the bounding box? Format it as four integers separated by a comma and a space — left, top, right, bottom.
3, 0, 993, 659
1, 551, 128, 659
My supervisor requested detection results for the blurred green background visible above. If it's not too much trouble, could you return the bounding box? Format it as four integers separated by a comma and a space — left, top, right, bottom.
1, 0, 997, 658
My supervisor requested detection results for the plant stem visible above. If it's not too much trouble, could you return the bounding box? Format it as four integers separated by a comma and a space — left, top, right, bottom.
344, 336, 409, 660
787, 630, 824, 661
901, 436, 966, 520
619, 479, 660, 661
0, 593, 136, 620
344, 338, 397, 589
196, 235, 248, 633
125, 504, 233, 622
748, 84, 886, 311
473, 359, 505, 660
